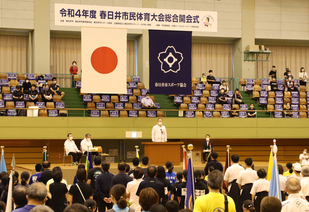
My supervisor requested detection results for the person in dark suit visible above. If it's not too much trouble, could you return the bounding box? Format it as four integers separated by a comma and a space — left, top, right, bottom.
39, 161, 52, 185
204, 152, 223, 175
202, 134, 214, 163
110, 162, 132, 187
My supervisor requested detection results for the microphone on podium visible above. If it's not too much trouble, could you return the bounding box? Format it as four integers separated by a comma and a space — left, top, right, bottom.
160, 129, 163, 134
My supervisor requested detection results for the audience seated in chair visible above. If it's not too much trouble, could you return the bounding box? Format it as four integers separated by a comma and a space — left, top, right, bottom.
29, 84, 39, 103
231, 107, 238, 118
285, 77, 298, 91
284, 103, 293, 118
248, 103, 257, 118
42, 86, 53, 102
200, 73, 207, 85
22, 78, 31, 94
50, 77, 65, 99
206, 70, 219, 85
234, 88, 243, 104
13, 85, 23, 103
220, 80, 229, 93
269, 65, 277, 79
141, 92, 156, 109
269, 77, 278, 91
218, 88, 227, 105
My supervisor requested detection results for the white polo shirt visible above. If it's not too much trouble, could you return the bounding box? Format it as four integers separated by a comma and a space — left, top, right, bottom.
282, 193, 309, 212
224, 163, 244, 183
80, 138, 93, 153
64, 139, 79, 155
141, 96, 154, 106
237, 168, 258, 186
300, 177, 309, 197
250, 178, 270, 196
151, 124, 167, 142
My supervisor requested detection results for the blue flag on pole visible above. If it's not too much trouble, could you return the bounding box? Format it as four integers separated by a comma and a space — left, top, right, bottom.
0, 149, 7, 173
186, 157, 195, 210
86, 151, 93, 171
269, 156, 282, 201
149, 30, 192, 95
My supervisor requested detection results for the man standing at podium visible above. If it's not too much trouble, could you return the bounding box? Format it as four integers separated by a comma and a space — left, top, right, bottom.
202, 134, 213, 163
152, 118, 167, 142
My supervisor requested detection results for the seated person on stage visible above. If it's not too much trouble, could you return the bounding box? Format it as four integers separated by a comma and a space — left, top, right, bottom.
13, 86, 23, 103
218, 88, 227, 104
231, 107, 238, 118
152, 118, 167, 142
64, 133, 82, 165
220, 80, 229, 93
201, 73, 207, 85
204, 152, 223, 175
80, 133, 98, 156
248, 103, 257, 118
42, 86, 53, 102
202, 134, 213, 163
50, 77, 65, 98
300, 149, 309, 166
22, 78, 31, 94
285, 77, 298, 91
206, 70, 218, 85
284, 103, 293, 118
269, 77, 278, 91
141, 92, 156, 109
29, 84, 39, 103
269, 65, 277, 78
234, 88, 243, 104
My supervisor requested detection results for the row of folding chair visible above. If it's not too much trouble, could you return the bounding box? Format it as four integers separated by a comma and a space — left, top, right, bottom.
87, 102, 160, 110
266, 104, 308, 112
0, 73, 53, 81
0, 94, 62, 102
252, 91, 309, 98
3, 109, 67, 117
179, 103, 248, 111
90, 110, 165, 118
1, 101, 65, 109
184, 111, 250, 118
174, 95, 236, 105
83, 94, 156, 104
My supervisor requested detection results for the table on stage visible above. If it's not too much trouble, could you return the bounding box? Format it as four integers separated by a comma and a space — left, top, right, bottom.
141, 142, 184, 165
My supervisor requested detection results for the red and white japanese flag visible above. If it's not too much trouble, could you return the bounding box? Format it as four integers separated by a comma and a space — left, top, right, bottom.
81, 27, 127, 94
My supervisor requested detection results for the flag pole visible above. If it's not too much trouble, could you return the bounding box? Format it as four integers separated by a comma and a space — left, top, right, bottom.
135, 145, 139, 157
182, 145, 187, 170
273, 139, 280, 199
226, 145, 230, 167
187, 144, 195, 201
1, 146, 3, 172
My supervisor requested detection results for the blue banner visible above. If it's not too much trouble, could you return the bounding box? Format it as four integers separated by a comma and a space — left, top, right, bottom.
186, 157, 195, 210
149, 30, 192, 95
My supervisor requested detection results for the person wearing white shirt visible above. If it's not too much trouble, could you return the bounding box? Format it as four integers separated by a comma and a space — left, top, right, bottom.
126, 167, 144, 212
299, 149, 309, 166
299, 67, 308, 87
237, 158, 258, 203
278, 164, 287, 202
64, 133, 82, 165
141, 92, 156, 109
282, 177, 309, 212
300, 166, 309, 202
80, 133, 98, 156
291, 163, 303, 181
224, 154, 244, 212
152, 118, 167, 142
219, 80, 229, 93
250, 168, 270, 212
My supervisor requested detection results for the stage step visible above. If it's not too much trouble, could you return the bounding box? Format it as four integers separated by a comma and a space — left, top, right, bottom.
152, 94, 179, 117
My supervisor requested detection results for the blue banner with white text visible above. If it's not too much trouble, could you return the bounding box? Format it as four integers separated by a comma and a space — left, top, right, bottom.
149, 30, 192, 95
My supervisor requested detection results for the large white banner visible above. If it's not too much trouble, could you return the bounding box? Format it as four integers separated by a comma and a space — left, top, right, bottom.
81, 27, 127, 94
55, 4, 217, 32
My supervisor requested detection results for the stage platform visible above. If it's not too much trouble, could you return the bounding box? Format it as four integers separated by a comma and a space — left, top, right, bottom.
16, 161, 278, 185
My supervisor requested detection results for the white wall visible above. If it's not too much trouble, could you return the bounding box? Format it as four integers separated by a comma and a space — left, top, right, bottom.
255, 0, 309, 40
0, 0, 34, 29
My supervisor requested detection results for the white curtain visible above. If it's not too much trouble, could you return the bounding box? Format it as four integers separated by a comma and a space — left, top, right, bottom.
0, 35, 29, 73
256, 45, 309, 79
192, 43, 233, 78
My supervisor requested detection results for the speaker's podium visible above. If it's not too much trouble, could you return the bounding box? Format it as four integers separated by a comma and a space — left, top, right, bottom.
141, 142, 184, 165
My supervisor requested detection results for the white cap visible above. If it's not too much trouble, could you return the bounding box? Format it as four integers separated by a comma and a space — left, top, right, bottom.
293, 163, 302, 171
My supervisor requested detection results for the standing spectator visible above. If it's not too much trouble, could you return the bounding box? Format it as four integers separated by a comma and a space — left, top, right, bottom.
248, 104, 257, 118
70, 61, 78, 88
206, 70, 217, 85
282, 177, 309, 212
300, 166, 309, 201
0, 174, 9, 204
299, 67, 307, 87
64, 204, 88, 212
250, 168, 269, 212
220, 80, 229, 93
50, 77, 65, 98
165, 161, 176, 186
204, 152, 223, 175
234, 89, 243, 104
13, 86, 23, 103
202, 134, 213, 163
193, 170, 236, 212
84, 199, 97, 212
96, 162, 114, 212
224, 154, 244, 212
0, 201, 5, 212
12, 182, 48, 212
269, 65, 277, 79
41, 86, 53, 102
136, 165, 164, 203
29, 85, 39, 103
278, 164, 287, 202
165, 200, 179, 212
126, 167, 144, 212
29, 205, 53, 212
81, 134, 98, 156
285, 69, 294, 80
128, 157, 140, 177
242, 200, 255, 212
194, 170, 208, 199
73, 165, 86, 185
218, 88, 227, 104
22, 78, 31, 94
299, 149, 309, 166
176, 170, 187, 209
284, 68, 290, 79
139, 188, 159, 212
15, 171, 30, 189
39, 161, 52, 185
291, 163, 303, 181
260, 196, 281, 212
283, 162, 294, 177
49, 170, 68, 212
151, 118, 167, 143
64, 133, 82, 165
29, 164, 42, 185
237, 158, 258, 203
46, 167, 68, 193
111, 162, 132, 187
156, 166, 171, 206
141, 92, 156, 109
12, 186, 28, 210
87, 156, 102, 208
170, 172, 182, 201
68, 168, 93, 205
269, 77, 278, 91
106, 185, 132, 212
141, 156, 149, 177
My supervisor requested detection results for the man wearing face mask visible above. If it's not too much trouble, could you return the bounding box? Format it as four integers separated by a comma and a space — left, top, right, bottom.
202, 134, 213, 163
141, 92, 156, 109
80, 133, 98, 156
152, 118, 167, 142
50, 77, 65, 98
22, 78, 31, 94
299, 67, 307, 87
206, 70, 217, 85
42, 86, 53, 102
64, 133, 82, 165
